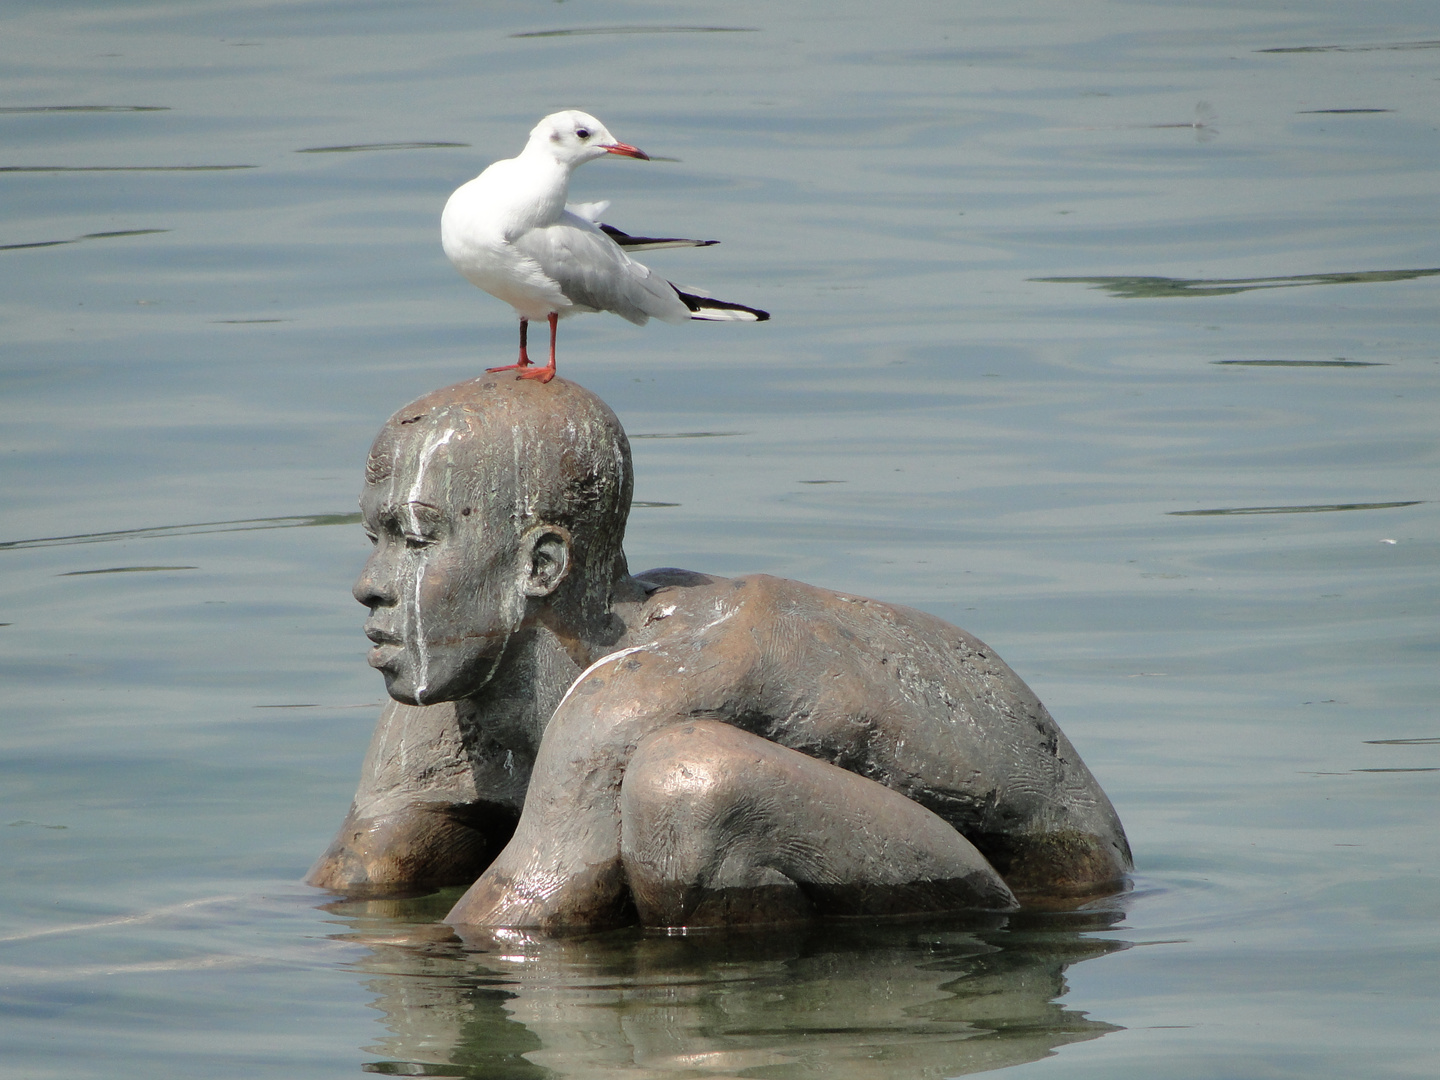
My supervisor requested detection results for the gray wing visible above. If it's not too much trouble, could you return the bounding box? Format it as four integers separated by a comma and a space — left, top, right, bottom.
515, 211, 690, 325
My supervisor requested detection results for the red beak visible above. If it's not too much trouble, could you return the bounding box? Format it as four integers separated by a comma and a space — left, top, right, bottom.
602, 142, 650, 161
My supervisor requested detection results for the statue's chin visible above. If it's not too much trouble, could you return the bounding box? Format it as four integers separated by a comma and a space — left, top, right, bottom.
379, 670, 424, 707
380, 665, 496, 708
378, 638, 512, 707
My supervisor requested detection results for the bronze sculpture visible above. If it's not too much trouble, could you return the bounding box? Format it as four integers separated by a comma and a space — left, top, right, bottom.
308, 375, 1131, 930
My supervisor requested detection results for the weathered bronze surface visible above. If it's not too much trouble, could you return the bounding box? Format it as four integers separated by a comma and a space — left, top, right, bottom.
308, 375, 1132, 929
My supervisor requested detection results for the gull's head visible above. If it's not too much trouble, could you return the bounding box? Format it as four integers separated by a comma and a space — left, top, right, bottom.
526, 110, 650, 167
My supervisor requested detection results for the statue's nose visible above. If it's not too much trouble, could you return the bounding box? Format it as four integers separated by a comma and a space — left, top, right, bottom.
352, 551, 399, 609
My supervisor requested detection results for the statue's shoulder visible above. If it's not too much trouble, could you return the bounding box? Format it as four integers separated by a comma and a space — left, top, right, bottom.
632, 566, 728, 593
631, 569, 822, 613
621, 571, 808, 650
631, 568, 965, 624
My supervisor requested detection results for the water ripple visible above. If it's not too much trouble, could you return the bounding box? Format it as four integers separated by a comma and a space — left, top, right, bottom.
1168, 501, 1422, 517
1034, 268, 1440, 298
0, 164, 255, 173
0, 228, 167, 252
1260, 40, 1440, 53
296, 142, 469, 154
1211, 360, 1386, 368
59, 565, 197, 576
0, 105, 168, 113
630, 431, 742, 439
0, 513, 361, 551
511, 25, 757, 38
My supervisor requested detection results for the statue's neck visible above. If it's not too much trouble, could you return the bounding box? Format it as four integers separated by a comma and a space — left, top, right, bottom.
462, 571, 648, 749
533, 567, 647, 667
459, 625, 578, 753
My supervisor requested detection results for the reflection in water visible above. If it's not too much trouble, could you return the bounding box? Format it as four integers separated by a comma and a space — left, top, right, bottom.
1033, 267, 1440, 298
328, 895, 1127, 1080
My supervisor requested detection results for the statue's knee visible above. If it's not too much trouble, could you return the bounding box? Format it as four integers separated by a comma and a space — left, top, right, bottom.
621, 722, 744, 837
621, 721, 772, 892
621, 723, 810, 928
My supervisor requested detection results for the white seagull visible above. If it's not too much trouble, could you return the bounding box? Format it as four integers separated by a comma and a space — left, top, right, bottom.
441, 110, 768, 382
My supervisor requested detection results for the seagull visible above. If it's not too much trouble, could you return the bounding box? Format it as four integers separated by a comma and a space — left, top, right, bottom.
441, 110, 769, 382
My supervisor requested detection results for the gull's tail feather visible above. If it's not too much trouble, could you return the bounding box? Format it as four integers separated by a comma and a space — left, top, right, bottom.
672, 285, 769, 322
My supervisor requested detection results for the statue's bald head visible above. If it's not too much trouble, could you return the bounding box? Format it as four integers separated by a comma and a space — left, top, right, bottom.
366, 376, 632, 588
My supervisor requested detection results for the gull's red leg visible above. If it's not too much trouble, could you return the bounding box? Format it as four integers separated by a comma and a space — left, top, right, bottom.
487, 317, 535, 374
516, 312, 558, 383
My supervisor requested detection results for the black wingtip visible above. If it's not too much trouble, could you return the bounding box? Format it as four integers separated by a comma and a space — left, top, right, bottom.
600, 223, 720, 249
674, 287, 769, 321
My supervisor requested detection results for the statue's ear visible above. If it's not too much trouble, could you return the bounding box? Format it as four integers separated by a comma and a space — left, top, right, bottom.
519, 524, 572, 598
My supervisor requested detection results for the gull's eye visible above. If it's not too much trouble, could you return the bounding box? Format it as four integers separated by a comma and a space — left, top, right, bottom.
575, 127, 591, 140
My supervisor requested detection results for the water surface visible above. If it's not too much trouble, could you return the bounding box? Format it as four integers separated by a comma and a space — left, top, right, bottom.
1, 1, 1436, 1077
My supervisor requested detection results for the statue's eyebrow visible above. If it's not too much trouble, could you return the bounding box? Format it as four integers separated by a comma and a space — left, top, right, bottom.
397, 500, 446, 539
402, 501, 444, 528
372, 500, 445, 534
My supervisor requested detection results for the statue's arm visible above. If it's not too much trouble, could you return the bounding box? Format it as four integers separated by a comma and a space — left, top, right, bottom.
305, 699, 522, 892
443, 644, 709, 929
439, 642, 1025, 931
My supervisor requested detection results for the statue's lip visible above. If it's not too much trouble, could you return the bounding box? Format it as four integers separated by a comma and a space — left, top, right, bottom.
365, 625, 402, 646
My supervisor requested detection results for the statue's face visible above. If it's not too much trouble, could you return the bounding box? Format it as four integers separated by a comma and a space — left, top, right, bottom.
352, 422, 524, 706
